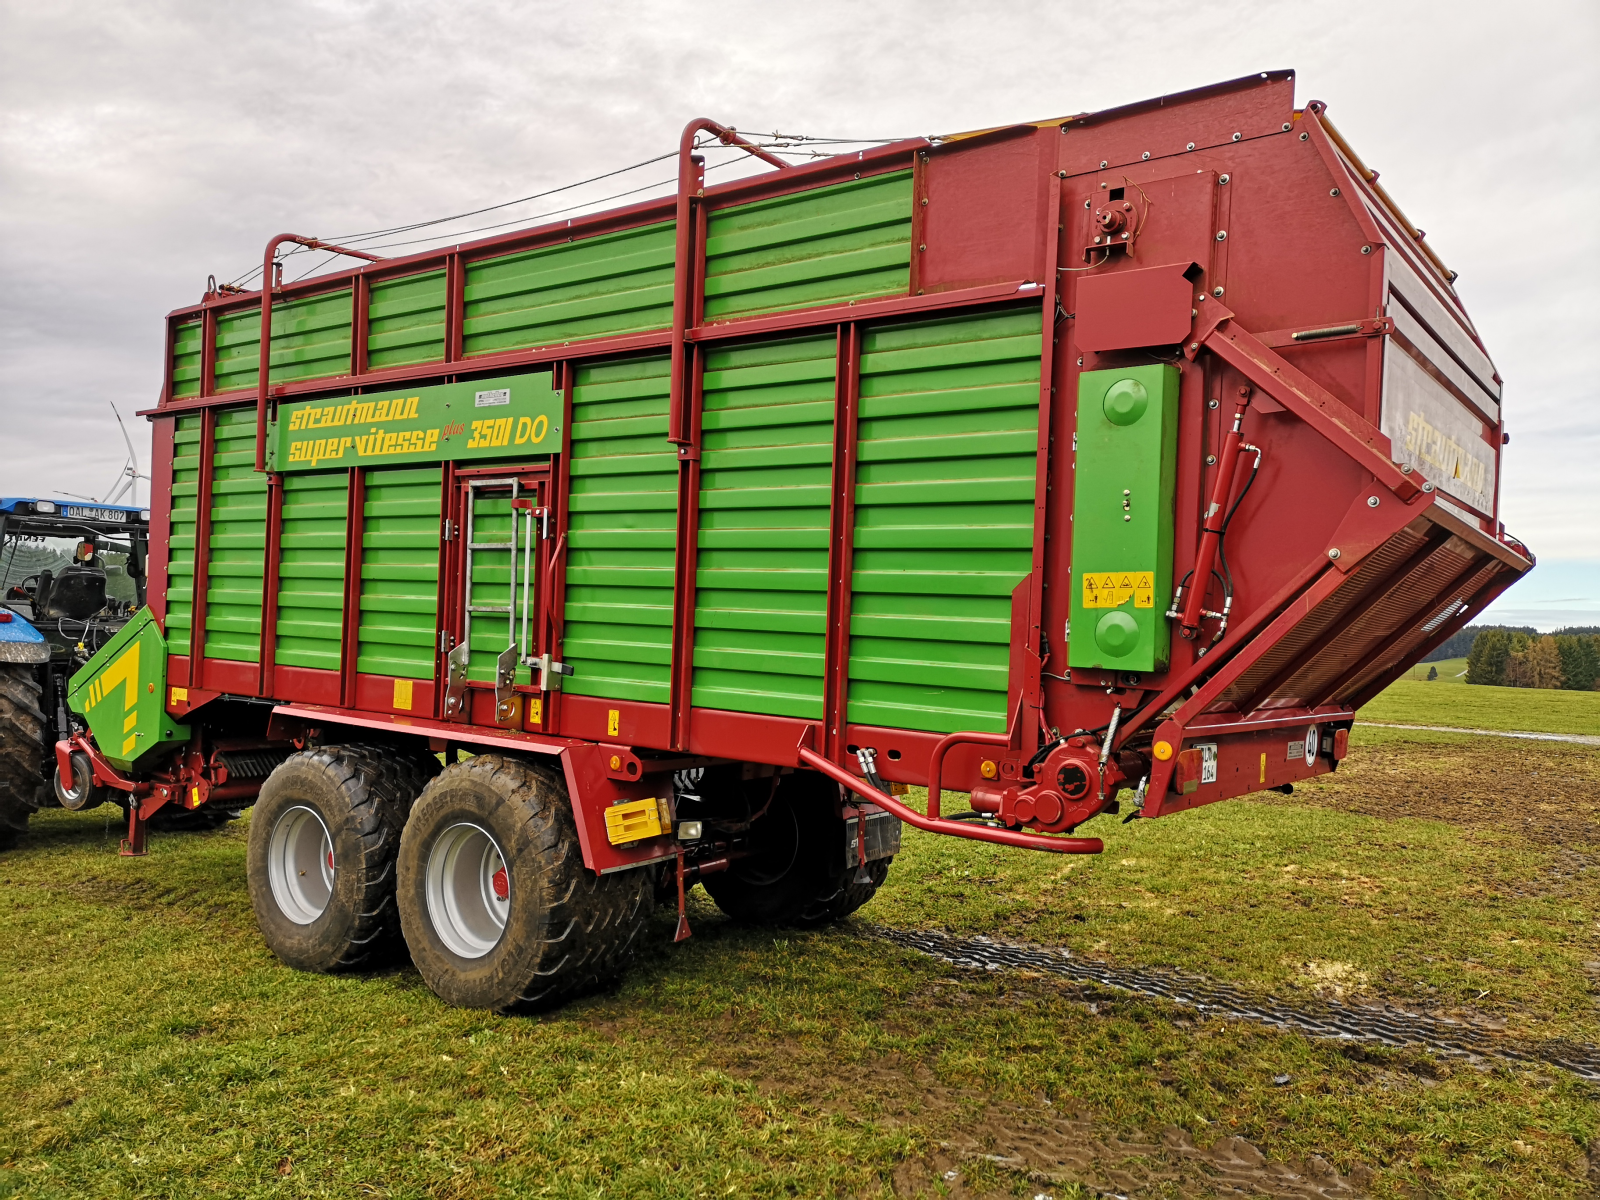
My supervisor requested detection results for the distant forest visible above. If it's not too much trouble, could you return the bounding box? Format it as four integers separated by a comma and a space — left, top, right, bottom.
1422, 624, 1600, 662
1420, 625, 1600, 691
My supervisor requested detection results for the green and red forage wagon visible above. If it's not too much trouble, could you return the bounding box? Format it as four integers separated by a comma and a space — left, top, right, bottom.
15, 72, 1531, 1010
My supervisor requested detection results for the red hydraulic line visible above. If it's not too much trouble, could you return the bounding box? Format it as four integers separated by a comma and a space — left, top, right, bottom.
796, 746, 1102, 855
254, 234, 386, 471
1178, 385, 1252, 638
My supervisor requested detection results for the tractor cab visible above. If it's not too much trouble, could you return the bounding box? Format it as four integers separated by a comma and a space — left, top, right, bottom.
0, 498, 152, 754
0, 498, 149, 626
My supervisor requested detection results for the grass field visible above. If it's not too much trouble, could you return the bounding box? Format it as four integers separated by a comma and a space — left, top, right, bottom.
1360, 668, 1600, 736
3, 718, 1597, 1198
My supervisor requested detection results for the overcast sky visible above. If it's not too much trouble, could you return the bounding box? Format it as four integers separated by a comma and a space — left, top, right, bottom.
2, 0, 1595, 627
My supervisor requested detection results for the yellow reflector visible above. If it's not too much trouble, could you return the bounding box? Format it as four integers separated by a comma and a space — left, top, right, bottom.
603, 797, 665, 845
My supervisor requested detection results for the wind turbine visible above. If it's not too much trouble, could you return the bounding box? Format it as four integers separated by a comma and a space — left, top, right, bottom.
103, 403, 150, 507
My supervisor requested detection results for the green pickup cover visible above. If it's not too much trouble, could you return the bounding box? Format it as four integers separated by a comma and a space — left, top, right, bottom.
67, 608, 190, 771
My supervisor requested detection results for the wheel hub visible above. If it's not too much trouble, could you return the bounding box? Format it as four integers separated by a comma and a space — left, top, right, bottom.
267, 805, 335, 924
425, 823, 510, 959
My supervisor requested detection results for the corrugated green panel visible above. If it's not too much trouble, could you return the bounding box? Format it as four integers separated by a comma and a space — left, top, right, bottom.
368, 271, 446, 371
561, 356, 676, 704
462, 222, 676, 357
847, 306, 1042, 734
703, 172, 912, 322
270, 290, 352, 385
692, 334, 836, 719
464, 491, 534, 686
212, 292, 353, 393
163, 414, 203, 643
172, 320, 203, 399
357, 466, 441, 679
214, 310, 261, 395
274, 470, 348, 671
203, 408, 269, 663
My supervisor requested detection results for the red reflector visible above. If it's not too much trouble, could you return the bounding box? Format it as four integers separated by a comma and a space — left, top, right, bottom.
0, 611, 11, 623
492, 867, 509, 900
1333, 728, 1350, 760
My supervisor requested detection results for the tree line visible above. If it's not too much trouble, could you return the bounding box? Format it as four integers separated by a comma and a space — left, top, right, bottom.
1465, 628, 1600, 690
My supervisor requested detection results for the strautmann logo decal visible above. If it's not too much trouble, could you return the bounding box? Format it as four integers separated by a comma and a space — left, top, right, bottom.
269, 372, 561, 471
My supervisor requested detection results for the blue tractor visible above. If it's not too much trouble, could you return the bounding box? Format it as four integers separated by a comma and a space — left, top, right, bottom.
0, 498, 164, 845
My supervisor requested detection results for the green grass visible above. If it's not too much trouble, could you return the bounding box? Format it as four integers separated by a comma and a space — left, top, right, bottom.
1361, 674, 1600, 736
1400, 657, 1468, 682
3, 734, 1598, 1198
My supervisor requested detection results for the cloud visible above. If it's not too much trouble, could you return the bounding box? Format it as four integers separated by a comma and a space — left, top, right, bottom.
2, 0, 1596, 559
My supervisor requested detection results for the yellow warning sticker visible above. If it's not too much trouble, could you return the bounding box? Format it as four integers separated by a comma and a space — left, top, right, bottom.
392, 678, 414, 711
1081, 571, 1155, 609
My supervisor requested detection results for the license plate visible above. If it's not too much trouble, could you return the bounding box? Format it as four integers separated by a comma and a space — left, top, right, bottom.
65, 505, 124, 522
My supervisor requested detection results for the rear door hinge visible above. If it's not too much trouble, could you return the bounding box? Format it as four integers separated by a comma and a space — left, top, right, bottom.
442, 518, 456, 541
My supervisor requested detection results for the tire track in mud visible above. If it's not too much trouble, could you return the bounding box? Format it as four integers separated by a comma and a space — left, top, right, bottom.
869, 925, 1600, 1081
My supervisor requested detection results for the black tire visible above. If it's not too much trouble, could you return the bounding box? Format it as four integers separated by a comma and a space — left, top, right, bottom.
396, 755, 652, 1013
246, 744, 431, 973
0, 663, 48, 849
702, 770, 892, 927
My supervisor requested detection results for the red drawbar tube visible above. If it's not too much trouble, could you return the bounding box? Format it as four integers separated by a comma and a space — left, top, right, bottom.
796, 746, 1102, 855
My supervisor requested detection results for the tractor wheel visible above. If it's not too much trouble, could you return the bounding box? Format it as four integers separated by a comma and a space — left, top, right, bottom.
396, 755, 652, 1013
246, 745, 431, 973
702, 770, 892, 927
0, 663, 48, 850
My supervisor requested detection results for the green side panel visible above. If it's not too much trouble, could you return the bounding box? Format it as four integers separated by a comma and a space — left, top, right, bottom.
846, 305, 1042, 735
368, 270, 446, 371
214, 309, 261, 394
203, 407, 268, 662
692, 334, 837, 719
464, 489, 534, 686
357, 465, 441, 680
462, 222, 676, 358
164, 414, 203, 646
66, 608, 190, 771
1068, 365, 1179, 673
172, 320, 203, 399
561, 356, 676, 704
270, 290, 353, 385
274, 470, 348, 671
212, 291, 353, 393
703, 172, 912, 322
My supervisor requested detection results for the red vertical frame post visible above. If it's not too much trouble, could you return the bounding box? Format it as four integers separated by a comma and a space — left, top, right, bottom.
1020, 169, 1063, 752
199, 307, 218, 399
258, 472, 285, 697
444, 252, 465, 363
186, 407, 217, 686
546, 364, 575, 734
431, 462, 455, 716
669, 344, 705, 751
352, 271, 370, 377
822, 323, 861, 762
908, 150, 928, 296
338, 466, 367, 709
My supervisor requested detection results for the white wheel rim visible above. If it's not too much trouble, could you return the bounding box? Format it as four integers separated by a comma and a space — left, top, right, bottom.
268, 805, 335, 925
425, 823, 509, 959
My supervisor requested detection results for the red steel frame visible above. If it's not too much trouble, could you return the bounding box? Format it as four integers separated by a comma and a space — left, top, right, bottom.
142, 72, 1531, 860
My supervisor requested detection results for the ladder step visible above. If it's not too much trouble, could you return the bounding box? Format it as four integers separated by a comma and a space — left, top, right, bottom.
467, 605, 512, 613
467, 542, 515, 549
